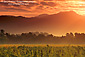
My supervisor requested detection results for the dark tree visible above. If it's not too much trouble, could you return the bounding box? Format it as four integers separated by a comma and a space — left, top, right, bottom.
0, 29, 5, 34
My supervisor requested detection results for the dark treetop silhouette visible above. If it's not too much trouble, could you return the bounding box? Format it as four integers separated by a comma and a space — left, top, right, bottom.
0, 29, 85, 44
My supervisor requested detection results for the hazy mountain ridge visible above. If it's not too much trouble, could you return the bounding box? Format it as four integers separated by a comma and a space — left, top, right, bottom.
0, 11, 85, 35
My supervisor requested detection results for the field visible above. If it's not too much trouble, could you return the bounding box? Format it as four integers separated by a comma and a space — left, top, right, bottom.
0, 44, 85, 57
0, 44, 85, 47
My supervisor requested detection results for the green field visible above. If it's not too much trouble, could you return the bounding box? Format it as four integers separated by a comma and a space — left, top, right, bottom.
0, 44, 85, 57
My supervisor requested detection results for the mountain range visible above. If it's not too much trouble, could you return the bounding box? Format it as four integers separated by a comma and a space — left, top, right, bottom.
0, 11, 85, 35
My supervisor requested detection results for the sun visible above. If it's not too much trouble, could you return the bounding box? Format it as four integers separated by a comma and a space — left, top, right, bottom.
67, 1, 85, 15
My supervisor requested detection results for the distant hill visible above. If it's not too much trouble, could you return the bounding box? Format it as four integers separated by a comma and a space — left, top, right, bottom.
0, 11, 85, 35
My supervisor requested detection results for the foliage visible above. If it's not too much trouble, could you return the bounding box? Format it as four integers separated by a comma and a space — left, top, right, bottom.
0, 46, 85, 57
0, 29, 85, 44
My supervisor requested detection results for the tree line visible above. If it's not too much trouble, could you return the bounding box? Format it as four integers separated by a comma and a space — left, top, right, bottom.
0, 29, 85, 44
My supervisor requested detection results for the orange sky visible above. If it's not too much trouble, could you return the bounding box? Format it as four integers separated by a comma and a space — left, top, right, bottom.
0, 1, 85, 17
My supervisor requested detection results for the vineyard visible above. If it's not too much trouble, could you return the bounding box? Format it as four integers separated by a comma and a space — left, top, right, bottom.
0, 45, 85, 57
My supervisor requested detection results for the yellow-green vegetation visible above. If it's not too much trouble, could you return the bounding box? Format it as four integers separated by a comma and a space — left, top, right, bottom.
0, 45, 85, 57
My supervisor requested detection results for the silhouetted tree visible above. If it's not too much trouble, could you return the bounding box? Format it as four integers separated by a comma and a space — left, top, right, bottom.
0, 29, 5, 34
66, 32, 74, 38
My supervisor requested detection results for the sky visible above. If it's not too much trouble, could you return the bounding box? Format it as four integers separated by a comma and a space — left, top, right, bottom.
0, 0, 85, 17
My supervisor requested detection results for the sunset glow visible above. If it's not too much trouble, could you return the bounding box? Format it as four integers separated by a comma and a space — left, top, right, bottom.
1, 1, 85, 56
0, 1, 85, 17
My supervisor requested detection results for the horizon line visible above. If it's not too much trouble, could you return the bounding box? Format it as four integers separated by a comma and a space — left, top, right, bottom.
0, 1, 84, 2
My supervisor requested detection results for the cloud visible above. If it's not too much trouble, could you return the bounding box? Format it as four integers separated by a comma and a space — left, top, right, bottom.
5, 8, 31, 12
40, 2, 56, 7
0, 1, 85, 17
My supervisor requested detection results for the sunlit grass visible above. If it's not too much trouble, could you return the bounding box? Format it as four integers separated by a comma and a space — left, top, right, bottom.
0, 44, 85, 47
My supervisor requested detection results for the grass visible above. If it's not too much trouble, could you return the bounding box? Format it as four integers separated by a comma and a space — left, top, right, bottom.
0, 44, 85, 47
